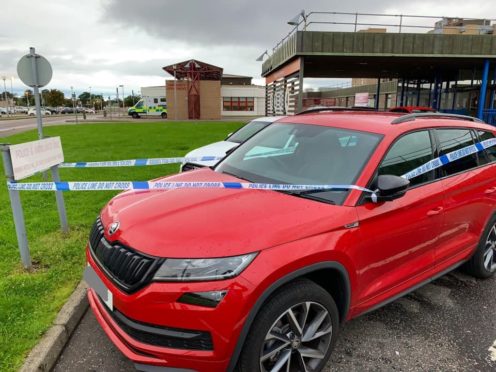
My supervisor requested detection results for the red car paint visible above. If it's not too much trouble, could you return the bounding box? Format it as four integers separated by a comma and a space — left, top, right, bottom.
87, 112, 496, 371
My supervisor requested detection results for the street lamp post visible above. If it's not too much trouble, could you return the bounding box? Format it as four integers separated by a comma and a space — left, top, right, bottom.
89, 86, 92, 110
71, 86, 78, 124
119, 84, 124, 116
2, 76, 9, 116
10, 77, 14, 113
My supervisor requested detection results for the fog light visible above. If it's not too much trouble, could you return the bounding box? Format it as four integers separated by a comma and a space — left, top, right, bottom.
178, 290, 228, 308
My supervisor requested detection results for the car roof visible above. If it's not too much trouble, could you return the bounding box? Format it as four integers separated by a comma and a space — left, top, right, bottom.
251, 116, 286, 123
278, 111, 496, 136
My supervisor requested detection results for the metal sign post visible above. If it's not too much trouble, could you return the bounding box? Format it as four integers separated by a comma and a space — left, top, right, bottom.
2, 136, 68, 269
17, 47, 53, 139
1, 145, 31, 268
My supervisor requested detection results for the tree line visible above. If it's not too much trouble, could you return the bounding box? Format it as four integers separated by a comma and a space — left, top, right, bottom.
5, 89, 141, 108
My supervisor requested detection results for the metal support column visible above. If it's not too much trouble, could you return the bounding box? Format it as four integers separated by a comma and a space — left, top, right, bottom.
1, 145, 31, 269
296, 58, 304, 113
452, 80, 458, 110
50, 165, 69, 233
477, 59, 490, 119
400, 79, 406, 106
416, 81, 421, 106
375, 78, 381, 110
432, 76, 440, 111
490, 66, 496, 110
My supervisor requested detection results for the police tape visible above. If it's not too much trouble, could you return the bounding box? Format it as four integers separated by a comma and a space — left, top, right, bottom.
6, 180, 374, 193
59, 156, 223, 168
402, 138, 496, 180
7, 137, 496, 201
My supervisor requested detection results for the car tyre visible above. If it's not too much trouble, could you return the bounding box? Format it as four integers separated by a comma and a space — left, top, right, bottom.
236, 279, 339, 372
161, 112, 167, 119
132, 112, 139, 119
463, 213, 496, 278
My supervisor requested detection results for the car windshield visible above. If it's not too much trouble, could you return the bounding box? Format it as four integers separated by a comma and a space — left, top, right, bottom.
217, 123, 382, 205
227, 121, 271, 143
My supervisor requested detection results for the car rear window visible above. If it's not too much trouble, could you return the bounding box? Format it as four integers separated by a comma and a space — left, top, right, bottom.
436, 129, 478, 176
477, 130, 496, 164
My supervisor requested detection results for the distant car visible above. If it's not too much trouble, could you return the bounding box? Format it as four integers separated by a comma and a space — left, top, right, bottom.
45, 107, 58, 114
15, 107, 28, 114
0, 107, 7, 115
59, 107, 74, 114
389, 106, 436, 113
180, 116, 285, 171
28, 108, 52, 116
84, 108, 96, 114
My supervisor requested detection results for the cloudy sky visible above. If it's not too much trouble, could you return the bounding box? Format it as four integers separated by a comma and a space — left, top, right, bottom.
1, 0, 494, 98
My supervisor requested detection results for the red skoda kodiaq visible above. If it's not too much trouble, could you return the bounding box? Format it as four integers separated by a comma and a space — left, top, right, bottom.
85, 112, 496, 372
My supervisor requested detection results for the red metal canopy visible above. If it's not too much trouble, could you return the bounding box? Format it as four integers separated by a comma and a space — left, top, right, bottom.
163, 59, 223, 80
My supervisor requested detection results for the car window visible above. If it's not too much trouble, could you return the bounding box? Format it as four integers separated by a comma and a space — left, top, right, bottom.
217, 123, 382, 205
477, 130, 496, 164
227, 121, 271, 143
436, 129, 478, 176
378, 130, 434, 187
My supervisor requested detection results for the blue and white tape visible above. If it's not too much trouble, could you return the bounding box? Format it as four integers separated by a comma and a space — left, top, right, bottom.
60, 156, 223, 168
6, 180, 374, 193
402, 138, 496, 180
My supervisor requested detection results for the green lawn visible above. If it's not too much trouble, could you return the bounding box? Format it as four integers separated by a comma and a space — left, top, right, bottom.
0, 121, 244, 371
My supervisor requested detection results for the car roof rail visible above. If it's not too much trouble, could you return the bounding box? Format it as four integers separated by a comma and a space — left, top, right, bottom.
296, 106, 377, 115
391, 112, 483, 124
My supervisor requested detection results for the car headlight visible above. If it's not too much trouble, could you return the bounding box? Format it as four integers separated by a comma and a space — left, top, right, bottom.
153, 253, 258, 282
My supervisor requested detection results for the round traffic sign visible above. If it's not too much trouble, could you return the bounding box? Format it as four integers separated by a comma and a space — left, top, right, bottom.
17, 53, 52, 87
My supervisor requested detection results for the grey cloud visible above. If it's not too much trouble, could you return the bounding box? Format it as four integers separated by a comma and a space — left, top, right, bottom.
102, 0, 397, 48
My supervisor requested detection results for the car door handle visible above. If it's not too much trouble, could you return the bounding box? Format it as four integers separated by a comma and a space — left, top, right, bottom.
485, 187, 496, 194
427, 207, 443, 216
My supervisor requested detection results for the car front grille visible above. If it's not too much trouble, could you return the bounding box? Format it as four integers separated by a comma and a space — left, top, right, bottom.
181, 162, 204, 172
89, 218, 162, 293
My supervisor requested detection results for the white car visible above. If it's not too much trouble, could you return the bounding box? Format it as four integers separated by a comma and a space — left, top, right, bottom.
181, 116, 285, 171
28, 108, 52, 116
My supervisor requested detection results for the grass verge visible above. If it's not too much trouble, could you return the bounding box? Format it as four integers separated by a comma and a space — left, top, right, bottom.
0, 120, 244, 371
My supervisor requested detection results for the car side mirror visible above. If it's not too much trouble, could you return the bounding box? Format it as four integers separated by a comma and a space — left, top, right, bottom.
373, 175, 410, 202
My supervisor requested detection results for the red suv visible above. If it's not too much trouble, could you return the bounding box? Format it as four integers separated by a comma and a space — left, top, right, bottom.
85, 112, 496, 372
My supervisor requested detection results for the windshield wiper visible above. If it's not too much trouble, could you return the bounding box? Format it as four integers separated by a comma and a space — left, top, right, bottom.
278, 189, 337, 204
221, 171, 252, 182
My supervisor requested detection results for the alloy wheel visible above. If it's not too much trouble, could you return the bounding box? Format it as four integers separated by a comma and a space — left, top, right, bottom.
484, 224, 496, 272
259, 301, 332, 372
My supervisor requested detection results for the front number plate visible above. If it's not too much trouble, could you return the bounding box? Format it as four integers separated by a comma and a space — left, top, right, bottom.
84, 265, 113, 311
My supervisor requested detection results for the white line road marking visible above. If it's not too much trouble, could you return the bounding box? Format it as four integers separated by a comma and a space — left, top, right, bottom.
489, 340, 496, 362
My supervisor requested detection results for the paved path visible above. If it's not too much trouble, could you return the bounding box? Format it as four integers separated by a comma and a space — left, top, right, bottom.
0, 115, 99, 137
53, 270, 496, 371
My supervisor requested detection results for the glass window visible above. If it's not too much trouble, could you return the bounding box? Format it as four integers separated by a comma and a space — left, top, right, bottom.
153, 98, 158, 104
228, 120, 271, 143
222, 97, 255, 112
217, 123, 382, 205
379, 131, 434, 187
436, 129, 478, 176
478, 130, 496, 164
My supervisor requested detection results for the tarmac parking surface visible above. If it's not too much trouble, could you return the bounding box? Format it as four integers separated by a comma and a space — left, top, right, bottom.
53, 270, 496, 371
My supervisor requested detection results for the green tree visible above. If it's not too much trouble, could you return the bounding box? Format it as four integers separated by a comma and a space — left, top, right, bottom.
78, 92, 91, 105
124, 95, 140, 107
43, 89, 65, 107
23, 89, 33, 106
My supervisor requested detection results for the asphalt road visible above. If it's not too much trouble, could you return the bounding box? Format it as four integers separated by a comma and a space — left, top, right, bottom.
53, 270, 496, 372
0, 114, 104, 137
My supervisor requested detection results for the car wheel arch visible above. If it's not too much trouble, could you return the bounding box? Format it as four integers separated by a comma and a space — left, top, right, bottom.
227, 261, 350, 372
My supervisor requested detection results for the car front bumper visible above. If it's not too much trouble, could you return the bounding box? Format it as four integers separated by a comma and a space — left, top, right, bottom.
86, 247, 249, 372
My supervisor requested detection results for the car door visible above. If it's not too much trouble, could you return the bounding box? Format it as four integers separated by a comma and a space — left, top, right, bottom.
435, 128, 496, 266
352, 130, 444, 312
